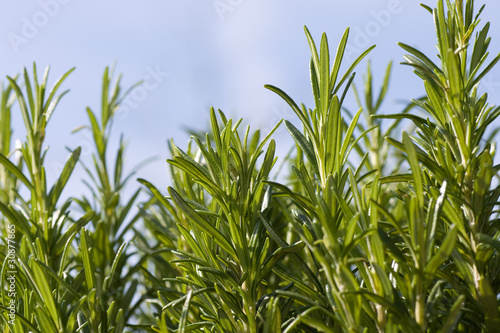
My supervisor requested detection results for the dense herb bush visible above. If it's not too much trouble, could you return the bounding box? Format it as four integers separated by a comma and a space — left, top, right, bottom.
1, 0, 500, 332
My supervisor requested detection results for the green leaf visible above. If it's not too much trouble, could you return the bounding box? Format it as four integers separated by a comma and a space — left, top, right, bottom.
0, 201, 33, 242
263, 180, 315, 213
304, 26, 320, 83
263, 297, 281, 333
53, 211, 94, 255
366, 174, 413, 187
104, 242, 128, 291
260, 241, 305, 278
7, 76, 33, 134
34, 259, 80, 300
398, 42, 442, 74
168, 187, 236, 258
425, 226, 457, 275
260, 212, 323, 292
18, 258, 59, 330
45, 67, 75, 116
80, 229, 96, 290
334, 45, 376, 95
178, 290, 193, 333
330, 27, 350, 94
48, 146, 81, 212
34, 305, 58, 333
319, 32, 330, 117
138, 178, 177, 217
388, 136, 446, 180
339, 107, 363, 163
438, 295, 465, 333
466, 52, 500, 92
374, 61, 393, 110
264, 84, 316, 143
284, 120, 319, 176
0, 153, 32, 189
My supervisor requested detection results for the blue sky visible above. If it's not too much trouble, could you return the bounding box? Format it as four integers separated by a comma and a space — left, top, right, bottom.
1, 0, 500, 196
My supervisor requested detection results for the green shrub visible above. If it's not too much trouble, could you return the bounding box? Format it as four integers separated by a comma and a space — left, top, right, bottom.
1, 0, 500, 332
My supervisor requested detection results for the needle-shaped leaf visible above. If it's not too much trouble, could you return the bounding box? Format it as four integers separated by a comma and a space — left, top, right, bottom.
425, 226, 457, 275
168, 187, 236, 258
0, 153, 31, 189
284, 120, 319, 176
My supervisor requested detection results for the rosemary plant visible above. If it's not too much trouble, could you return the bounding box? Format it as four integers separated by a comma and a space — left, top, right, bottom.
1, 0, 500, 332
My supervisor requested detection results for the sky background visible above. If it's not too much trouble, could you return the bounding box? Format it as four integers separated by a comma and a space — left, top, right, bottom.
1, 0, 500, 198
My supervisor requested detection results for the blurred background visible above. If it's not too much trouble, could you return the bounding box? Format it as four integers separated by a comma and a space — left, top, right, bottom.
1, 0, 499, 196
